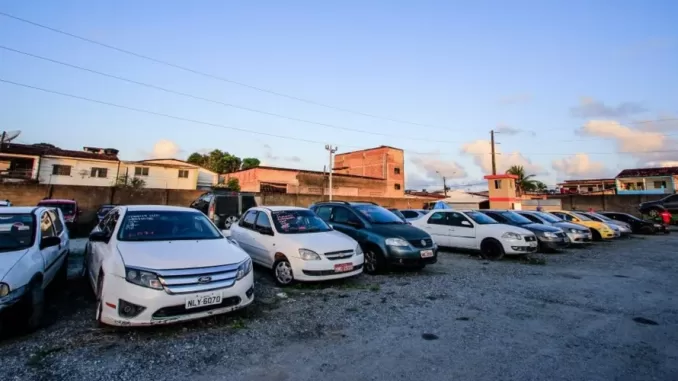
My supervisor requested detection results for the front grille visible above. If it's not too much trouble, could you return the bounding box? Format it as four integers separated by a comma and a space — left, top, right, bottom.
556, 232, 566, 238
524, 235, 537, 242
302, 264, 363, 276
409, 238, 433, 248
324, 250, 354, 260
152, 296, 241, 318
156, 263, 240, 294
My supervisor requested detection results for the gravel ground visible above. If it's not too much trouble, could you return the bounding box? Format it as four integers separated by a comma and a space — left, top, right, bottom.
2, 233, 678, 381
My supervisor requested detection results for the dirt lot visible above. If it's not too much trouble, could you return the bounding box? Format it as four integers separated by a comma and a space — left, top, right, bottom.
2, 233, 678, 381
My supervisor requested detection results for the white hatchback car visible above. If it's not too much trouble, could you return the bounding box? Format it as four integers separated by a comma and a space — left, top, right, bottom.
83, 205, 254, 327
229, 206, 364, 286
411, 210, 538, 260
0, 207, 69, 332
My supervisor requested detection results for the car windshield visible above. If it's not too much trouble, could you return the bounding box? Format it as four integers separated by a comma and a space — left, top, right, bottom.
571, 212, 592, 221
118, 210, 222, 241
590, 212, 611, 221
0, 214, 35, 251
98, 206, 114, 216
38, 202, 75, 215
353, 204, 405, 224
389, 209, 407, 222
271, 210, 331, 234
536, 212, 562, 223
465, 211, 498, 224
499, 211, 532, 225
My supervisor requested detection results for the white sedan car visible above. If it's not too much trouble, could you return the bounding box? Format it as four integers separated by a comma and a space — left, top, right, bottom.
83, 205, 254, 327
229, 206, 364, 286
411, 210, 538, 260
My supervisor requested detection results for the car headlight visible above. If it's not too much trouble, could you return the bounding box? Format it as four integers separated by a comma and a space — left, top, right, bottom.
125, 268, 163, 290
236, 257, 252, 280
654, 224, 662, 228
355, 244, 363, 255
299, 248, 321, 260
543, 232, 557, 238
0, 283, 9, 298
385, 238, 409, 246
568, 228, 579, 233
226, 236, 240, 247
501, 232, 523, 240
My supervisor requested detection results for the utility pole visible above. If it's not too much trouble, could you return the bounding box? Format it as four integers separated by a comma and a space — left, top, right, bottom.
490, 130, 497, 175
436, 170, 451, 196
325, 145, 338, 200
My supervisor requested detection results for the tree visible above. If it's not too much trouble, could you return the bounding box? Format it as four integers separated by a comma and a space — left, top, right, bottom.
186, 152, 205, 166
226, 178, 241, 191
505, 165, 537, 194
534, 181, 548, 192
241, 157, 260, 170
115, 175, 146, 189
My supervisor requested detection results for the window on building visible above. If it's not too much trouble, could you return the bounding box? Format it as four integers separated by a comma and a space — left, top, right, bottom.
636, 182, 645, 190
654, 181, 667, 189
394, 167, 401, 175
134, 167, 149, 176
394, 183, 401, 190
52, 165, 71, 176
178, 169, 189, 178
494, 180, 501, 189
90, 167, 108, 178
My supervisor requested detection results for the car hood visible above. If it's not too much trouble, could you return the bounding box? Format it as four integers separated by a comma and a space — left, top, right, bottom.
0, 249, 29, 282
553, 222, 589, 232
481, 224, 534, 236
281, 230, 357, 253
116, 239, 248, 270
369, 223, 429, 240
519, 223, 562, 233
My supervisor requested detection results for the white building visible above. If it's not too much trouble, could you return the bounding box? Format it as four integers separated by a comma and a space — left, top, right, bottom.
134, 159, 218, 189
120, 160, 200, 190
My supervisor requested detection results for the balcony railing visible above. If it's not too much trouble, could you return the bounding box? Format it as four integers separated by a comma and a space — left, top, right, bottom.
0, 168, 35, 179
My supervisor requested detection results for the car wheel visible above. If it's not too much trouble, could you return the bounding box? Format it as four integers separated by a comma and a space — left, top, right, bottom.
480, 239, 505, 261
591, 229, 602, 241
363, 248, 386, 275
95, 274, 105, 327
25, 280, 45, 332
648, 208, 660, 218
273, 259, 295, 287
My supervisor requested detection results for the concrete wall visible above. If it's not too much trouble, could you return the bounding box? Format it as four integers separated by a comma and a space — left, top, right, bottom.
548, 194, 668, 214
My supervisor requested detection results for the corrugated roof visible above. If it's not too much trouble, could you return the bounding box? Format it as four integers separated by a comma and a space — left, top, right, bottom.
0, 143, 119, 161
615, 167, 678, 178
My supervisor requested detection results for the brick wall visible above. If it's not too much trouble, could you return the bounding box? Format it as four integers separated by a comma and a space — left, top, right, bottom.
548, 194, 668, 215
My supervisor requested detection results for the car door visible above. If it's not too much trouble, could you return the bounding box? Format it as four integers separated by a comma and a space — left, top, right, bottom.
662, 195, 678, 213
231, 210, 259, 260
447, 212, 476, 249
47, 209, 69, 256
329, 206, 363, 241
420, 212, 452, 247
39, 211, 60, 286
89, 209, 120, 287
251, 212, 276, 268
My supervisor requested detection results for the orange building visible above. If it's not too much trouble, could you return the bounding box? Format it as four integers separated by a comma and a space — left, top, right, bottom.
484, 174, 521, 209
225, 146, 406, 197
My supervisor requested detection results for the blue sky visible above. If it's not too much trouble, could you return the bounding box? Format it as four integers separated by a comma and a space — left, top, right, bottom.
1, 0, 677, 190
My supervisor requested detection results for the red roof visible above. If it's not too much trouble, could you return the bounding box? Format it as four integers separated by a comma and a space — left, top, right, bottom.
616, 167, 678, 178
0, 143, 119, 161
38, 199, 76, 204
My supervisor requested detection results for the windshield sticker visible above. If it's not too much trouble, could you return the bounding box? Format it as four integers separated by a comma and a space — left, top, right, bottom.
128, 214, 161, 221
273, 213, 296, 224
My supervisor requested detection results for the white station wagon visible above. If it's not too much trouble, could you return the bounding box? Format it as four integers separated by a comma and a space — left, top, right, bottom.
83, 205, 254, 327
230, 206, 364, 286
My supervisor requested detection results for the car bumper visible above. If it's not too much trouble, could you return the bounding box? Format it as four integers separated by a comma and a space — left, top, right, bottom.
566, 232, 592, 244
501, 240, 538, 255
539, 237, 570, 250
386, 245, 438, 266
0, 285, 28, 314
295, 254, 365, 281
99, 271, 255, 327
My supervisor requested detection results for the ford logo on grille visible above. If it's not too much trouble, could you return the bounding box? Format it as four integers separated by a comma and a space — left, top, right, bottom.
421, 239, 427, 246
197, 276, 212, 284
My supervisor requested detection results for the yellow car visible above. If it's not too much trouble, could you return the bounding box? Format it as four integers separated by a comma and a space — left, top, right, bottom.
549, 210, 616, 240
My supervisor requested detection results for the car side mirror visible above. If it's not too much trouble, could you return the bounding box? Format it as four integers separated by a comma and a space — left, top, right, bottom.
40, 236, 61, 249
572, 218, 580, 222
461, 221, 472, 227
89, 231, 109, 242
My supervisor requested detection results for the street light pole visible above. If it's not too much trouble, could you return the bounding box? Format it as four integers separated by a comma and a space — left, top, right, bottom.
325, 144, 338, 200
436, 170, 449, 196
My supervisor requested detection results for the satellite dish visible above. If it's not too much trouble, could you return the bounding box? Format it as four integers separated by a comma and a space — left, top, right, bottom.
1, 130, 21, 143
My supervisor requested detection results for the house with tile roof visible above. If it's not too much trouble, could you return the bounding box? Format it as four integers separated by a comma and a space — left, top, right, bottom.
615, 166, 678, 195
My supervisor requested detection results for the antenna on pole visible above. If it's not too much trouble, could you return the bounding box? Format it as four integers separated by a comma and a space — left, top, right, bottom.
0, 130, 21, 153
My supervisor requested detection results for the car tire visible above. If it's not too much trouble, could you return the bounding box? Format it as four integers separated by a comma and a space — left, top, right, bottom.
95, 274, 106, 327
480, 239, 505, 261
363, 247, 386, 275
647, 208, 661, 218
591, 229, 602, 241
273, 259, 295, 287
25, 280, 45, 332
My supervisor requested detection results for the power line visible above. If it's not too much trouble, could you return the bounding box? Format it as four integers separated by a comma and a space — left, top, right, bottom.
0, 45, 466, 145
0, 11, 452, 131
3, 78, 678, 157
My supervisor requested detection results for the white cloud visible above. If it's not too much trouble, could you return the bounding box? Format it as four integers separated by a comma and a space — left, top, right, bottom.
406, 154, 467, 190
552, 154, 609, 179
495, 124, 536, 137
570, 97, 647, 119
150, 139, 182, 159
460, 139, 545, 175
644, 160, 678, 168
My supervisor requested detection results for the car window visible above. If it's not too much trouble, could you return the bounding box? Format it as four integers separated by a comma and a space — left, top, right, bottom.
315, 206, 332, 221
271, 209, 331, 234
0, 213, 36, 251
536, 212, 561, 223
447, 212, 472, 227
118, 210, 222, 241
47, 209, 64, 235
353, 204, 405, 224
401, 210, 419, 219
255, 212, 272, 229
552, 212, 572, 221
483, 212, 506, 223
571, 212, 592, 221
103, 210, 120, 235
98, 206, 114, 216
331, 206, 358, 225
427, 212, 447, 225
38, 202, 76, 216
664, 195, 678, 202
40, 212, 56, 238
465, 211, 498, 224
240, 210, 258, 229
519, 213, 542, 224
